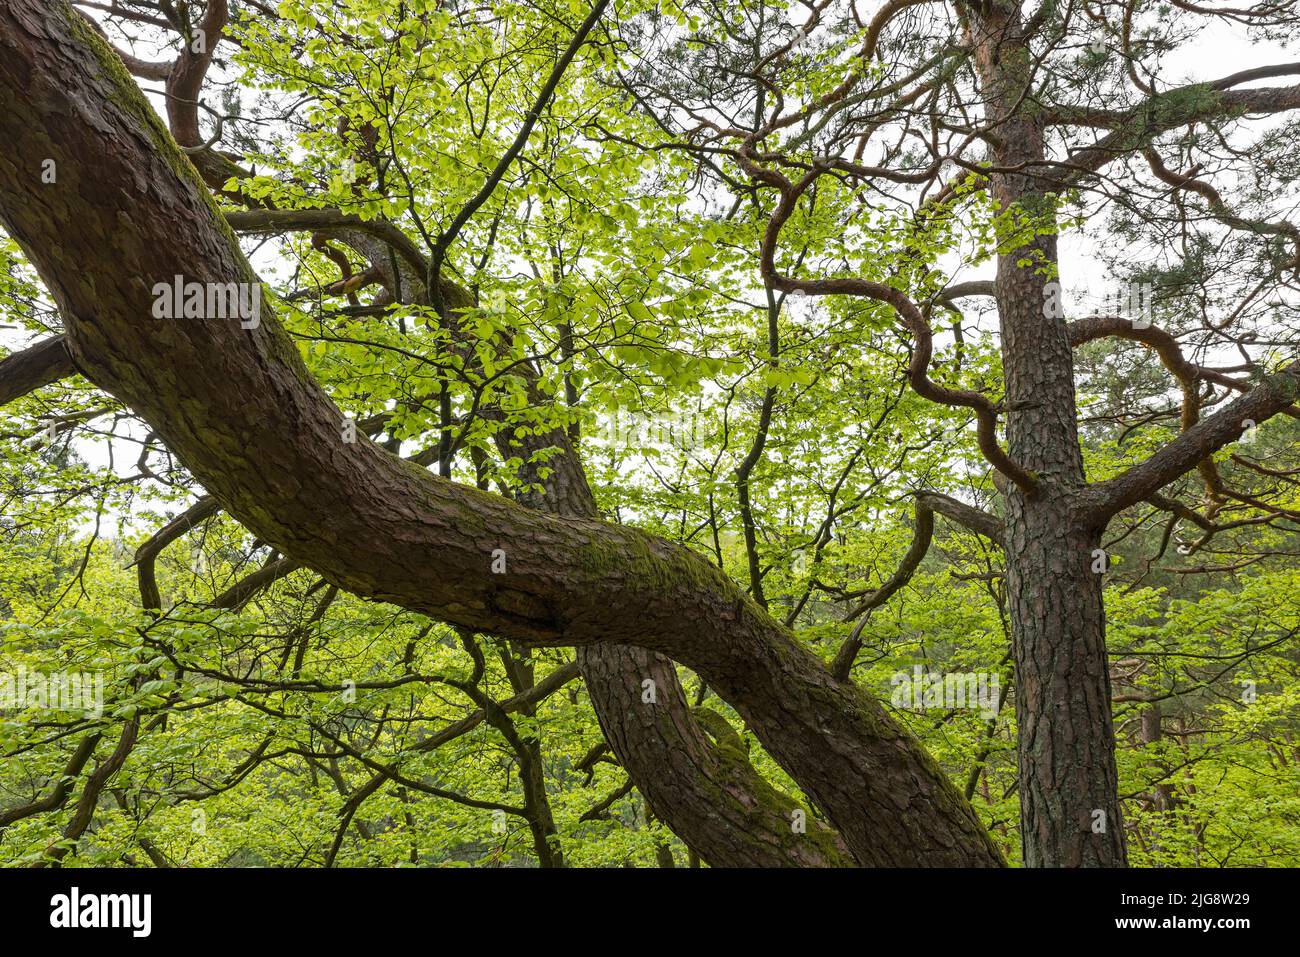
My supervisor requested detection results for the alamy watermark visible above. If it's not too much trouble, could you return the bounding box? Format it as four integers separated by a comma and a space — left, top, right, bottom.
151, 275, 261, 329
0, 666, 104, 718
890, 666, 1000, 719
1044, 279, 1155, 328
596, 407, 705, 451
50, 887, 151, 937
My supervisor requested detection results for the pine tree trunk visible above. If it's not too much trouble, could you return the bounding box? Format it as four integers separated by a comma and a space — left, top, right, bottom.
968, 1, 1128, 866
1003, 499, 1126, 866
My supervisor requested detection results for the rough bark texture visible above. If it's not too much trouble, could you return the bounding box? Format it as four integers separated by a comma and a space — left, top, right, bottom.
0, 335, 73, 406
578, 644, 852, 866
519, 443, 852, 866
969, 2, 1127, 866
0, 0, 1002, 867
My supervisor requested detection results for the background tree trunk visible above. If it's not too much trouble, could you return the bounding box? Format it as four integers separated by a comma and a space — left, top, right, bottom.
970, 1, 1128, 866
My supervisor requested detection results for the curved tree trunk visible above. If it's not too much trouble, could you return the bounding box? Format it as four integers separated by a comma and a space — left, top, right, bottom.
578, 644, 853, 866
514, 439, 853, 866
0, 0, 1003, 867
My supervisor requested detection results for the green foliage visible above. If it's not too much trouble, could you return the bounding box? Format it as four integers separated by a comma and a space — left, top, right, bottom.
2, 0, 1298, 869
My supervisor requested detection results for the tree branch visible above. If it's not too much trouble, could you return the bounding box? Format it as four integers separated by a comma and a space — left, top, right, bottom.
1083, 362, 1300, 523
0, 335, 74, 407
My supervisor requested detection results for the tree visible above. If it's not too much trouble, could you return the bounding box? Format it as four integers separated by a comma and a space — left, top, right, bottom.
609, 0, 1300, 866
0, 0, 1297, 868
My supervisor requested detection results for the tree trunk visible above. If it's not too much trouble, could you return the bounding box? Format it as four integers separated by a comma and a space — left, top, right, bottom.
970, 1, 1128, 866
578, 644, 852, 866
1003, 500, 1125, 866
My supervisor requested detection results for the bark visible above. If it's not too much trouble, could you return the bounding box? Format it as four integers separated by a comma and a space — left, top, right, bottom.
578, 643, 852, 866
0, 0, 1002, 867
513, 435, 854, 866
0, 335, 73, 406
969, 2, 1127, 867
